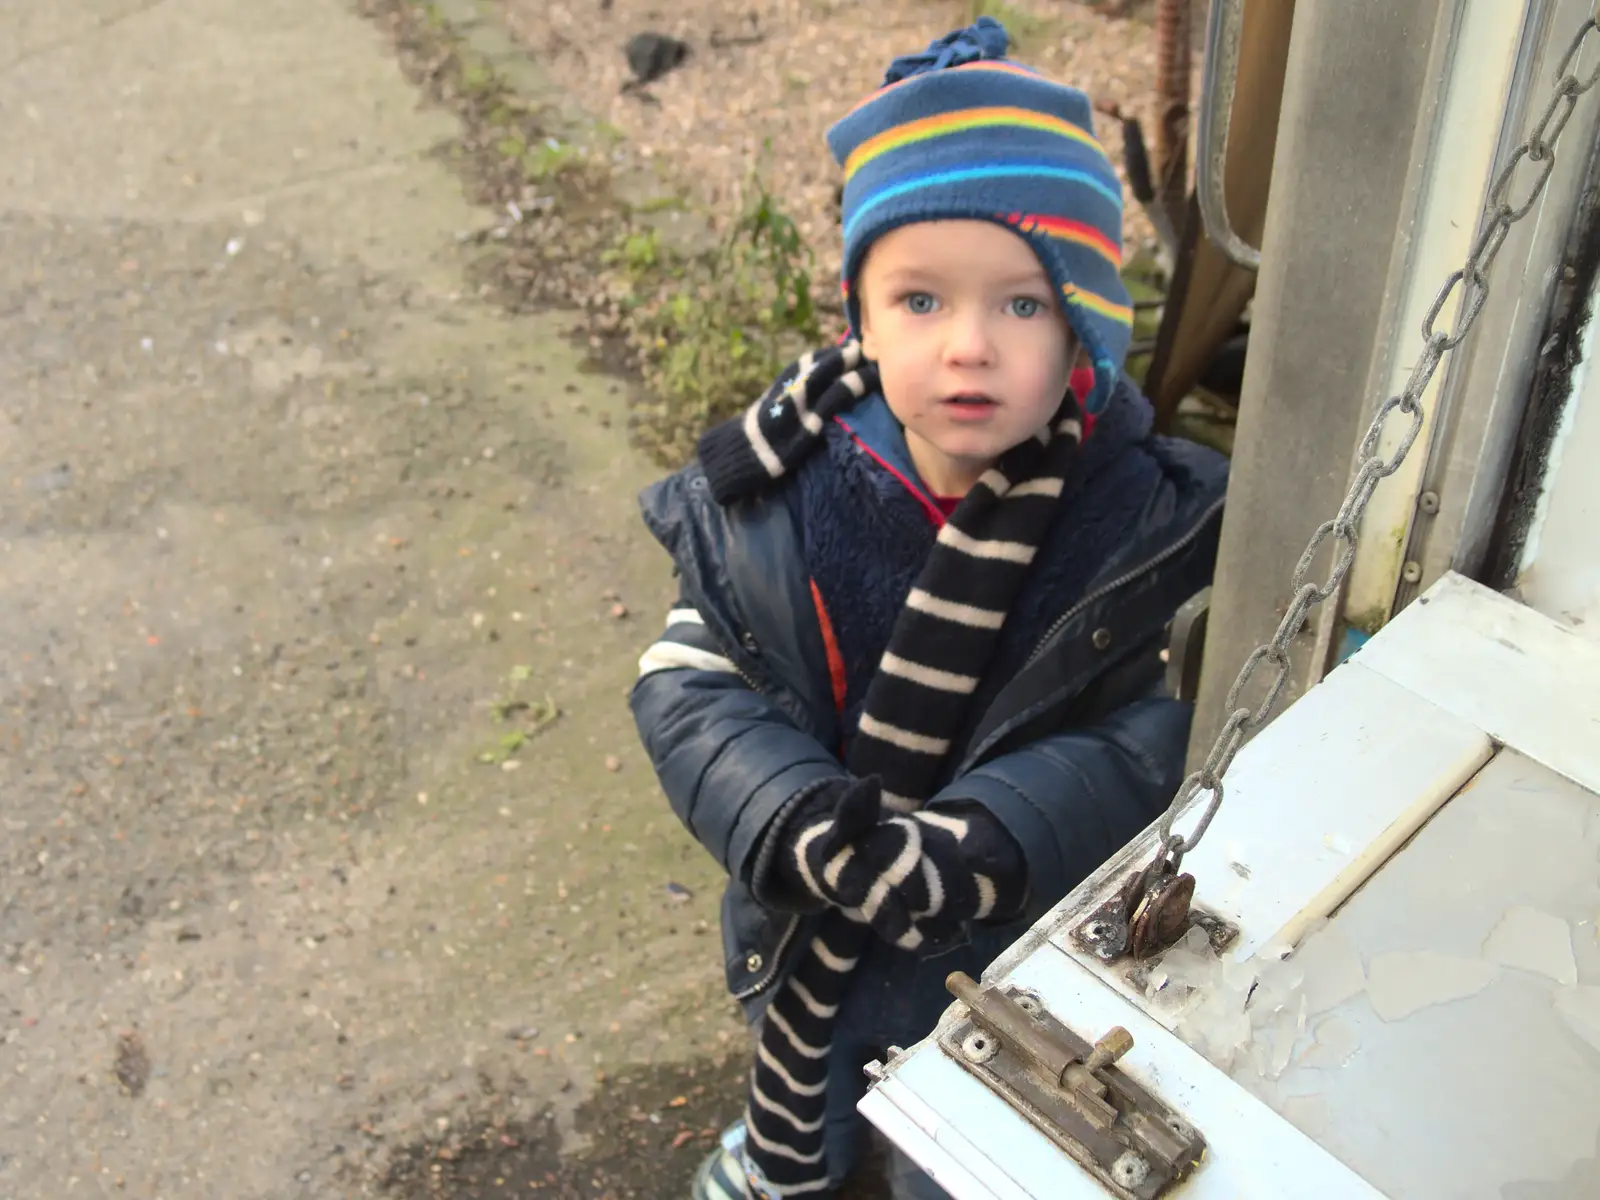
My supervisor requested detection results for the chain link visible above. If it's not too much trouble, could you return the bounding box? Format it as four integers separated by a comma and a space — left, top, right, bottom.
1155, 10, 1600, 866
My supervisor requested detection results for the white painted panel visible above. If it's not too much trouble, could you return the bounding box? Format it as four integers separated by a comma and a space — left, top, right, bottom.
857, 1080, 1042, 1200
1236, 748, 1600, 1198
860, 946, 1387, 1199
1015, 660, 1491, 1017
1355, 571, 1600, 793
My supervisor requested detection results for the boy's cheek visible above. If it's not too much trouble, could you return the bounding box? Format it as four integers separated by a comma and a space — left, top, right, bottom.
860, 324, 881, 363
858, 305, 896, 363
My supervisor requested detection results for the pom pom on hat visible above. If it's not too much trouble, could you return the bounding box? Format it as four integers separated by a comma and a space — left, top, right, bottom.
880, 14, 1011, 84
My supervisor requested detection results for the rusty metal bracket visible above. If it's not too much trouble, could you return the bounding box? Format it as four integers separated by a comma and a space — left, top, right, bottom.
1071, 847, 1238, 966
942, 972, 1206, 1198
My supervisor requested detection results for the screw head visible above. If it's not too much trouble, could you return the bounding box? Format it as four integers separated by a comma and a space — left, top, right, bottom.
960, 1029, 998, 1064
1111, 1151, 1151, 1187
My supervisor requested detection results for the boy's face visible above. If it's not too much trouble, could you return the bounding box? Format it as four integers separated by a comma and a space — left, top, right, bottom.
858, 220, 1078, 497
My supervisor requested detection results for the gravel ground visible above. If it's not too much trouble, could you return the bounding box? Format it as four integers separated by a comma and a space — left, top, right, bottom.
502, 0, 1176, 275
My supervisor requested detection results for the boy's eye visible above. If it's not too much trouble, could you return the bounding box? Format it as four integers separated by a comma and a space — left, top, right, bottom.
902, 292, 938, 315
1008, 296, 1045, 318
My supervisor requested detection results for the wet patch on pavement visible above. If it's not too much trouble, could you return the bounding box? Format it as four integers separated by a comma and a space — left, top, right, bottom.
375, 1054, 745, 1198
373, 1052, 898, 1199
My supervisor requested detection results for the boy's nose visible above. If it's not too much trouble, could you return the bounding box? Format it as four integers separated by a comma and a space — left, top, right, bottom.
943, 310, 996, 365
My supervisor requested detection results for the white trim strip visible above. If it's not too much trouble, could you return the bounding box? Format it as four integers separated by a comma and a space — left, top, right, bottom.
916, 856, 945, 919
751, 1081, 825, 1134
789, 979, 839, 1020
744, 1115, 825, 1165
821, 844, 855, 893
880, 651, 978, 694
756, 1039, 827, 1098
972, 873, 997, 920
854, 819, 921, 923
810, 934, 859, 973
1007, 476, 1065, 499
637, 642, 738, 677
792, 822, 831, 899
664, 607, 705, 628
794, 401, 824, 436
977, 467, 1011, 496
764, 1175, 833, 1196
766, 1005, 828, 1061
857, 1082, 1035, 1200
891, 923, 925, 951
880, 790, 921, 814
785, 363, 825, 435
858, 713, 950, 756
915, 810, 969, 838
744, 397, 785, 478
906, 587, 1006, 629
937, 524, 1038, 564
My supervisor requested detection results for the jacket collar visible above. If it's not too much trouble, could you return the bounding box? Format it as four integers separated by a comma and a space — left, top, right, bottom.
833, 396, 947, 524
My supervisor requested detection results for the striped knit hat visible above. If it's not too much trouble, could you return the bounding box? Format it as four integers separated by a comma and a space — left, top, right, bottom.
828, 16, 1131, 413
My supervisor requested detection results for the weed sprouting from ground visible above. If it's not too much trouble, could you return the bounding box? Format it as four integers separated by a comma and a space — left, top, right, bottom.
362, 0, 836, 467
619, 175, 829, 465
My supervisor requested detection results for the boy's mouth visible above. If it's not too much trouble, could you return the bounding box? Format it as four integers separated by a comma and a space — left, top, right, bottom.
940, 392, 1001, 421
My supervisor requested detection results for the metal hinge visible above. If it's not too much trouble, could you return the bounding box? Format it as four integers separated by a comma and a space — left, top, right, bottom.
941, 972, 1205, 1198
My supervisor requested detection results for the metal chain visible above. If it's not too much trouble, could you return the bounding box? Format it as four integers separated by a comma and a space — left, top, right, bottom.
1153, 9, 1600, 871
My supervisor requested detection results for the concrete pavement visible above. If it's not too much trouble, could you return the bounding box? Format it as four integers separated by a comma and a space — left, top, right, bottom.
1, 2, 744, 1196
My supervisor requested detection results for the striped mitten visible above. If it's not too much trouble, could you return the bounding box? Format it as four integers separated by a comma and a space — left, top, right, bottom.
780, 779, 1027, 950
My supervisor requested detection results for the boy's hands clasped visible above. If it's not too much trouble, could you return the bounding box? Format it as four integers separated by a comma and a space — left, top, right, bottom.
778, 776, 1027, 951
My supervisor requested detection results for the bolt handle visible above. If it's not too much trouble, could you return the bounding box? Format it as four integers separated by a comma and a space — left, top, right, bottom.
1083, 1026, 1134, 1075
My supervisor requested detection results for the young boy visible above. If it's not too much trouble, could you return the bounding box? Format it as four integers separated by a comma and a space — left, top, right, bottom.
631, 17, 1226, 1199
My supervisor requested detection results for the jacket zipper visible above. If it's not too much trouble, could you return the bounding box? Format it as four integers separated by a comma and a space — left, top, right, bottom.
732, 912, 801, 1001
1022, 495, 1226, 670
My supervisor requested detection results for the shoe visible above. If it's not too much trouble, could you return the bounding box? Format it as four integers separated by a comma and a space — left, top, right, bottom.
690, 1120, 752, 1199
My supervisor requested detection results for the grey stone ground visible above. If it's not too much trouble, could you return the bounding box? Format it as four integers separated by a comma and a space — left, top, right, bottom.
1, 3, 747, 1196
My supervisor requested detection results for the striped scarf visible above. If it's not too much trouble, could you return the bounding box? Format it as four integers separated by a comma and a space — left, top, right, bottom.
697, 342, 1083, 1196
